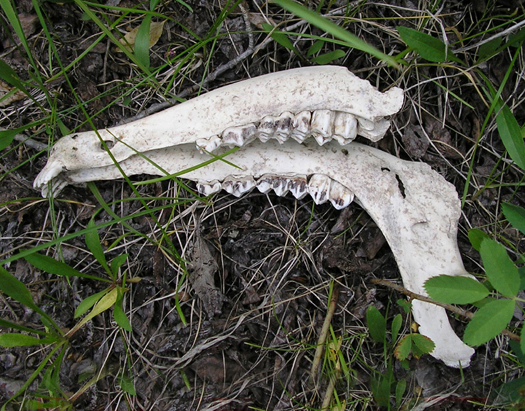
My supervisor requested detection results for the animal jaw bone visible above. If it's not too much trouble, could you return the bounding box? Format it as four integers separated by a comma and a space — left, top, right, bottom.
33, 66, 403, 192
34, 138, 474, 368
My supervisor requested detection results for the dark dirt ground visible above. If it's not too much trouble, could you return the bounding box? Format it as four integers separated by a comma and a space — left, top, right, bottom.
1, 0, 525, 410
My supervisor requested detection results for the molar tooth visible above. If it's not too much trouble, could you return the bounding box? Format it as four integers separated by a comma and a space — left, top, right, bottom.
291, 111, 312, 143
197, 180, 222, 196
256, 174, 273, 194
222, 176, 255, 197
329, 180, 354, 210
272, 176, 290, 197
288, 175, 308, 199
196, 135, 222, 153
333, 112, 358, 145
274, 112, 294, 143
257, 117, 275, 143
222, 124, 257, 147
311, 110, 335, 145
308, 174, 331, 205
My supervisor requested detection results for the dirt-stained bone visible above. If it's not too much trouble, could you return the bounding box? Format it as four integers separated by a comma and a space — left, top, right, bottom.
34, 139, 475, 368
33, 66, 403, 191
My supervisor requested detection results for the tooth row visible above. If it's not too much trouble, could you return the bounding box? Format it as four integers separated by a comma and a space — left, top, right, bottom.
195, 110, 359, 153
196, 174, 354, 210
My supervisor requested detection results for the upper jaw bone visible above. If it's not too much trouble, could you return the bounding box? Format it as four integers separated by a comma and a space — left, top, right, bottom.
33, 66, 403, 191
39, 139, 476, 368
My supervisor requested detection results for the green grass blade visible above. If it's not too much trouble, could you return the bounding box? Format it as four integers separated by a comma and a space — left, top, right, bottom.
135, 15, 152, 69
463, 298, 515, 346
480, 238, 520, 298
273, 0, 399, 68
0, 318, 47, 335
24, 253, 110, 282
85, 219, 112, 278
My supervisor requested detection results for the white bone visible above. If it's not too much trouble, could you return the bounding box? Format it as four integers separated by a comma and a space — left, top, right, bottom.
311, 110, 335, 145
196, 135, 221, 153
222, 176, 255, 197
288, 175, 308, 199
33, 66, 403, 190
197, 180, 221, 196
291, 111, 312, 143
222, 124, 257, 147
35, 139, 475, 368
308, 174, 332, 204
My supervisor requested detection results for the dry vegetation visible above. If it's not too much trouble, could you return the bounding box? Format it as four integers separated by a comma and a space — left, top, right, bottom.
1, 0, 525, 410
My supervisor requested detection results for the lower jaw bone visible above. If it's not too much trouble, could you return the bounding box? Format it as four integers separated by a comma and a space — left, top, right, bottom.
35, 140, 474, 368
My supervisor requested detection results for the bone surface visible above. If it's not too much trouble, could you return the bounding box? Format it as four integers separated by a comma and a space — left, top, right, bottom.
33, 139, 475, 368
34, 66, 403, 190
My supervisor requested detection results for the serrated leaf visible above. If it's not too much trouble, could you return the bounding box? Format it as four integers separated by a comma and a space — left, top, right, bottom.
397, 26, 447, 62
394, 335, 412, 361
25, 253, 107, 282
480, 238, 519, 298
495, 100, 525, 170
0, 333, 56, 347
85, 219, 111, 276
411, 334, 435, 358
425, 275, 489, 304
502, 202, 525, 236
468, 228, 490, 251
366, 306, 386, 344
391, 314, 402, 342
311, 49, 346, 64
74, 288, 110, 318
463, 298, 515, 346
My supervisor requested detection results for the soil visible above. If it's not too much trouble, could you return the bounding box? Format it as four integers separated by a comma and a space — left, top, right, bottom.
1, 1, 525, 410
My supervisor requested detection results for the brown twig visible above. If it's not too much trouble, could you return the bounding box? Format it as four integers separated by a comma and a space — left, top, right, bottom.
371, 278, 520, 342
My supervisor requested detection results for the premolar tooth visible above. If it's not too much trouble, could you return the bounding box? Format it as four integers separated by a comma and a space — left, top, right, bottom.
257, 117, 275, 142
272, 177, 290, 197
333, 112, 358, 145
222, 124, 257, 147
311, 110, 335, 145
222, 176, 255, 197
329, 180, 354, 210
288, 175, 308, 199
196, 135, 222, 153
274, 112, 294, 143
197, 180, 221, 196
308, 174, 331, 205
291, 111, 312, 143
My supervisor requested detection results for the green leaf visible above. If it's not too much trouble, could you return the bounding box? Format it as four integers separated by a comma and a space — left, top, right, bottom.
425, 275, 489, 304
394, 335, 412, 361
0, 128, 16, 151
463, 298, 515, 346
119, 372, 136, 395
25, 253, 108, 282
0, 318, 46, 335
0, 333, 56, 347
495, 376, 525, 405
397, 299, 411, 314
273, 0, 399, 67
0, 58, 30, 97
307, 39, 324, 56
113, 287, 132, 332
262, 23, 296, 52
135, 15, 152, 70
395, 378, 406, 408
478, 37, 502, 61
509, 339, 525, 367
411, 334, 435, 358
311, 49, 346, 64
74, 288, 111, 318
0, 266, 41, 314
495, 99, 525, 170
68, 288, 118, 337
85, 219, 111, 276
366, 306, 386, 344
480, 238, 519, 298
110, 254, 128, 277
391, 314, 402, 342
521, 326, 525, 358
468, 228, 491, 251
502, 202, 525, 236
397, 26, 447, 62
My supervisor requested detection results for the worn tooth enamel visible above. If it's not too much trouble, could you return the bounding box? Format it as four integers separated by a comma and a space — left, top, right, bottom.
308, 174, 331, 204
34, 66, 404, 191
329, 180, 354, 210
222, 124, 257, 147
274, 112, 294, 143
333, 112, 358, 145
197, 180, 222, 196
196, 135, 222, 153
257, 116, 275, 143
311, 110, 335, 145
256, 174, 273, 194
222, 176, 255, 197
272, 176, 290, 197
288, 175, 308, 199
291, 111, 312, 143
